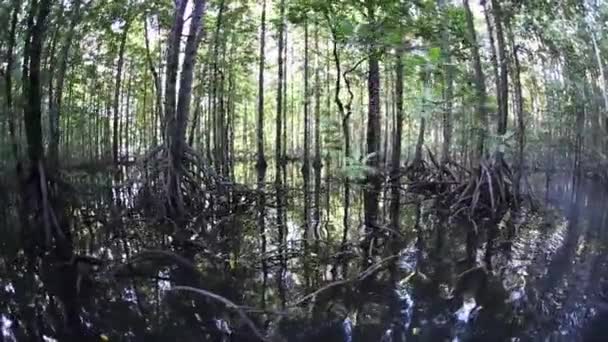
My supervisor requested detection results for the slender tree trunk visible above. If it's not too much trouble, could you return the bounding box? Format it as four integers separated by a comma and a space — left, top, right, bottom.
282, 28, 289, 164
275, 0, 287, 309
414, 117, 426, 163
5, 0, 21, 164
276, 0, 285, 174
509, 28, 525, 198
313, 25, 322, 245
188, 84, 203, 147
144, 17, 163, 146
113, 14, 132, 166
125, 71, 133, 162
438, 0, 453, 164
390, 48, 404, 231
328, 18, 353, 277
464, 0, 488, 166
169, 0, 207, 216
24, 0, 52, 167
256, 0, 267, 172
164, 0, 188, 145
162, 0, 188, 215
49, 0, 83, 166
491, 0, 509, 137
301, 20, 312, 288
363, 40, 381, 266
211, 0, 226, 174
256, 0, 268, 309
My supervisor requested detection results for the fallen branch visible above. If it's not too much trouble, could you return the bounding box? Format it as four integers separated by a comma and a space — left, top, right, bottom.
171, 286, 268, 342
289, 254, 398, 308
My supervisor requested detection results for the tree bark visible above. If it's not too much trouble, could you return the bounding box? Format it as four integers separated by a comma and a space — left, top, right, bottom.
112, 13, 132, 166
509, 28, 525, 198
390, 48, 404, 230
256, 0, 268, 309
5, 0, 21, 163
24, 0, 52, 166
211, 0, 226, 173
48, 0, 84, 166
464, 0, 488, 166
168, 0, 207, 216
276, 0, 286, 175
313, 24, 322, 244
491, 0, 509, 137
164, 0, 188, 145
363, 1, 381, 266
438, 0, 453, 164
275, 0, 287, 309
144, 17, 163, 146
256, 0, 267, 172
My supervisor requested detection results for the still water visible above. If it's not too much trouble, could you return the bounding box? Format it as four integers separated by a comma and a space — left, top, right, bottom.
0, 163, 606, 341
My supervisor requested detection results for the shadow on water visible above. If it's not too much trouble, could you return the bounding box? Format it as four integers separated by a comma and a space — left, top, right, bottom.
0, 162, 607, 341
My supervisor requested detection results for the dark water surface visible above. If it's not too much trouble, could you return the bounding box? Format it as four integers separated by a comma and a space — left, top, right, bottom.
0, 164, 606, 342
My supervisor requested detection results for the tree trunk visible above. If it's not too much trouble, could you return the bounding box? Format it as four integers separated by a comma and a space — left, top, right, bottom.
125, 71, 133, 162
464, 0, 488, 166
509, 28, 525, 198
24, 0, 52, 167
256, 0, 268, 309
302, 19, 312, 288
5, 0, 21, 163
276, 0, 286, 175
390, 48, 404, 231
363, 37, 381, 266
275, 0, 287, 309
212, 0, 226, 174
168, 0, 207, 216
49, 0, 83, 166
414, 117, 426, 163
112, 14, 132, 166
144, 17, 163, 146
313, 24, 322, 245
491, 0, 509, 137
164, 0, 188, 146
256, 0, 267, 172
438, 0, 453, 164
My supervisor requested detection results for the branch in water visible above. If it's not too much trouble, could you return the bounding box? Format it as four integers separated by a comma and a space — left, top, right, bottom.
170, 286, 269, 342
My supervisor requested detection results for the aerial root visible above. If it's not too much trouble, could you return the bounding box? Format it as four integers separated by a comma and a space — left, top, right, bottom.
402, 150, 519, 222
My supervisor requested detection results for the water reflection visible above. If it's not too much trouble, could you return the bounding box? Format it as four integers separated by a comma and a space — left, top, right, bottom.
0, 162, 605, 341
